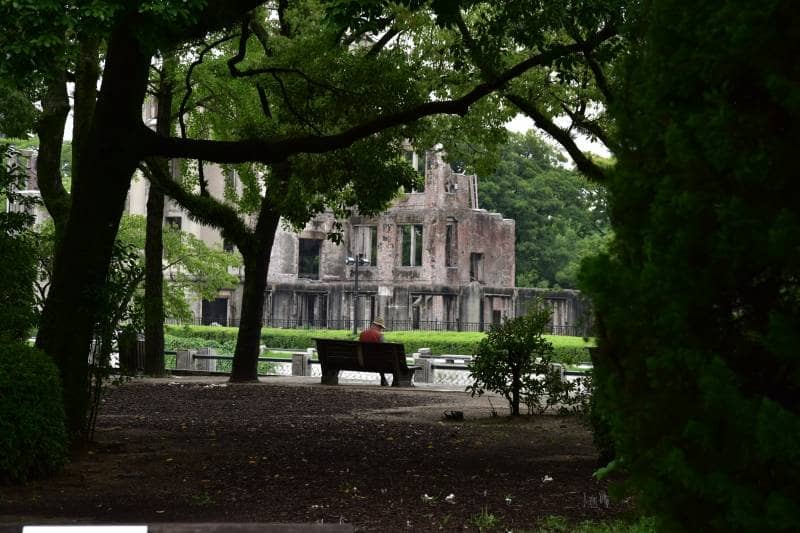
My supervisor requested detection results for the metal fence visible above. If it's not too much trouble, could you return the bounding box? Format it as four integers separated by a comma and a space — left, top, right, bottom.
165, 317, 589, 336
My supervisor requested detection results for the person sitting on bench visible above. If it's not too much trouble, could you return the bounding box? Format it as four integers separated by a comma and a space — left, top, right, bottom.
359, 317, 388, 386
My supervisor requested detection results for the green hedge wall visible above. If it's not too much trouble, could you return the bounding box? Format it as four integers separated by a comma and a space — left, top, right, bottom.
164, 325, 594, 364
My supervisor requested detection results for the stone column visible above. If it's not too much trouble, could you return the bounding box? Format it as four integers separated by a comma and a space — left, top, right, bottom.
195, 347, 217, 372
292, 352, 311, 376
176, 349, 193, 371
413, 357, 433, 383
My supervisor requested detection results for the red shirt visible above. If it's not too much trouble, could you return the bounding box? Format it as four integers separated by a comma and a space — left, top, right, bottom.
359, 326, 384, 343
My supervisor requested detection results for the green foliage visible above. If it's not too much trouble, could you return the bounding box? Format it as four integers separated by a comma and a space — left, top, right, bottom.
0, 83, 38, 137
0, 342, 67, 483
116, 214, 241, 321
580, 0, 800, 529
0, 145, 38, 341
535, 515, 656, 533
164, 325, 594, 363
479, 131, 611, 289
163, 333, 236, 355
35, 215, 241, 326
466, 306, 566, 416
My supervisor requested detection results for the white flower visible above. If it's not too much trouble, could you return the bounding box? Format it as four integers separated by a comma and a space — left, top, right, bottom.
445, 493, 456, 504
542, 475, 554, 483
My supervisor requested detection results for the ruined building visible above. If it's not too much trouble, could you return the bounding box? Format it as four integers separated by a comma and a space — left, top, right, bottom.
136, 150, 588, 334
9, 142, 590, 335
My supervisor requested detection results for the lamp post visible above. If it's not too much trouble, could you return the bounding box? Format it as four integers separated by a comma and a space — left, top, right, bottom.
345, 253, 370, 335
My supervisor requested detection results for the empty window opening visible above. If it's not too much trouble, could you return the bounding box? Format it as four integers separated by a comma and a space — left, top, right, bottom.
298, 238, 322, 279
401, 224, 423, 267
470, 253, 484, 282
165, 216, 182, 230
445, 221, 457, 267
353, 225, 378, 267
201, 297, 228, 326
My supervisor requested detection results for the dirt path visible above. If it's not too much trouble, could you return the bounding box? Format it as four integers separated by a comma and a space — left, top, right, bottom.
0, 377, 629, 531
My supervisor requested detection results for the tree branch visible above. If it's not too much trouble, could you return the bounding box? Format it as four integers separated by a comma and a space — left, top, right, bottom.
271, 72, 323, 135
366, 28, 400, 58
142, 158, 253, 253
454, 10, 612, 182
140, 40, 595, 163
180, 33, 239, 139
558, 101, 614, 150
505, 92, 607, 183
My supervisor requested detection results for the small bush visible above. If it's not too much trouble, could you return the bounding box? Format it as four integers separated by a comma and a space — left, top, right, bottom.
0, 342, 67, 483
466, 306, 565, 416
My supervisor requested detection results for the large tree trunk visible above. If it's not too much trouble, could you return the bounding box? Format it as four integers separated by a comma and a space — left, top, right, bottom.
144, 57, 176, 376
35, 25, 151, 438
229, 207, 280, 382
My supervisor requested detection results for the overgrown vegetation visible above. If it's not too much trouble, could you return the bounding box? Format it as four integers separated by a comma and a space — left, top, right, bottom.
580, 0, 800, 530
0, 145, 38, 342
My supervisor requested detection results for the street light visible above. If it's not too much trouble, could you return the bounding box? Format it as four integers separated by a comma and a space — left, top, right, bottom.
345, 253, 370, 335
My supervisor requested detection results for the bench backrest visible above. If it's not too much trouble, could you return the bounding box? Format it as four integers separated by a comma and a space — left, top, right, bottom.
314, 339, 409, 372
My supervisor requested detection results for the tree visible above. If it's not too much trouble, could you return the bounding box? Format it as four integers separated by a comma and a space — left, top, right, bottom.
2, 0, 619, 437
0, 145, 39, 342
141, 1, 621, 383
447, 0, 630, 184
478, 131, 610, 288
580, 0, 800, 529
466, 305, 564, 416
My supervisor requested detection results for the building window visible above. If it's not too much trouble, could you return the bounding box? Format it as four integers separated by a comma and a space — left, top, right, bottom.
470, 252, 484, 282
403, 150, 425, 192
353, 225, 378, 267
299, 293, 328, 328
401, 224, 423, 267
445, 220, 457, 267
201, 297, 228, 326
298, 238, 322, 279
165, 216, 182, 230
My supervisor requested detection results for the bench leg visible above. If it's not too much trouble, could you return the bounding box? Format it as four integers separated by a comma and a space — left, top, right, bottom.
391, 370, 415, 388
321, 368, 339, 385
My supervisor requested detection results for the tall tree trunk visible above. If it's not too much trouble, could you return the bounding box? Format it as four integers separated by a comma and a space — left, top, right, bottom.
230, 207, 280, 382
36, 25, 151, 439
35, 68, 71, 237
144, 56, 176, 376
72, 36, 100, 182
144, 182, 166, 375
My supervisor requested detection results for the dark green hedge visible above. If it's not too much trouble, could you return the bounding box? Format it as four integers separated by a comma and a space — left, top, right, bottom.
580, 1, 800, 529
0, 342, 67, 484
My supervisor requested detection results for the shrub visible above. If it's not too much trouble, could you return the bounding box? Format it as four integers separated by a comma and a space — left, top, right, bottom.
466, 306, 565, 416
0, 342, 67, 483
580, 0, 800, 529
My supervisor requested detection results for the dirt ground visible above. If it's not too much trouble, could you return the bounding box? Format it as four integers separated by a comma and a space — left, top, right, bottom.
0, 377, 630, 531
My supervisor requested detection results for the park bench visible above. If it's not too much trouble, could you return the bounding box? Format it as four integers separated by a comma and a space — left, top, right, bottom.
313, 338, 420, 387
